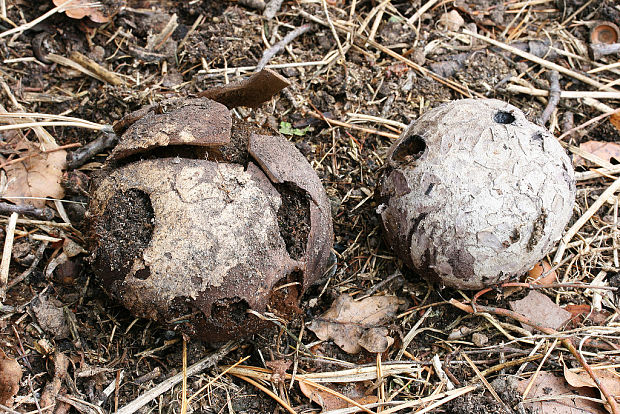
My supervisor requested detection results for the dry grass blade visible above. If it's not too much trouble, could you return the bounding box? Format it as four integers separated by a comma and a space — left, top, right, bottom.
0, 212, 18, 302
461, 353, 512, 413
380, 385, 477, 414
553, 175, 620, 264
187, 356, 250, 403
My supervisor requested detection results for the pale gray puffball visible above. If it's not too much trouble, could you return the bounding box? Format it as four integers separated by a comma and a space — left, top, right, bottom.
378, 99, 575, 289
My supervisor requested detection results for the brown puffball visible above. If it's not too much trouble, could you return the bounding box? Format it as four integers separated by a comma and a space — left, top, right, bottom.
0, 351, 22, 406
378, 99, 575, 290
88, 98, 333, 342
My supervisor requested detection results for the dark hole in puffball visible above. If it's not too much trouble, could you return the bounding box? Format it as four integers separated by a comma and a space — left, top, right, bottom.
392, 134, 426, 163
494, 111, 515, 124
96, 188, 154, 284
134, 267, 151, 280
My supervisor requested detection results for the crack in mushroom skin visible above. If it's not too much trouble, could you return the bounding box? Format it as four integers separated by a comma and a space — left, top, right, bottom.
88, 98, 333, 342
378, 99, 576, 290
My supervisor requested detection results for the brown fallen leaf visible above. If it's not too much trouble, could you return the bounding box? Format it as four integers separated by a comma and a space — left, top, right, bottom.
0, 349, 22, 407
563, 363, 620, 413
509, 290, 572, 332
574, 140, 620, 167
307, 294, 407, 354
52, 0, 114, 23
517, 371, 606, 414
527, 260, 557, 286
265, 359, 291, 386
563, 304, 611, 329
31, 295, 71, 339
611, 111, 620, 132
298, 380, 378, 411
1, 136, 66, 208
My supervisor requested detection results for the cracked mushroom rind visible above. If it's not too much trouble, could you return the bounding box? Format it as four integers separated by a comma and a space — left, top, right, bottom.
88, 98, 333, 341
378, 99, 576, 290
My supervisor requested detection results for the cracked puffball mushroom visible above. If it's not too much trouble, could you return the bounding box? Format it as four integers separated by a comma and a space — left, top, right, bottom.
377, 99, 575, 290
87, 97, 333, 342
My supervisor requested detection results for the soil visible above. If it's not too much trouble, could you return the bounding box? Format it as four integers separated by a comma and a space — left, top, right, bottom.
1, 0, 619, 413
276, 183, 311, 260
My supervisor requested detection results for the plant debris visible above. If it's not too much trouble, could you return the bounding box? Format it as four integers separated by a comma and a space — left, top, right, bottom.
0, 350, 21, 407
509, 290, 572, 332
1, 135, 66, 208
307, 294, 406, 354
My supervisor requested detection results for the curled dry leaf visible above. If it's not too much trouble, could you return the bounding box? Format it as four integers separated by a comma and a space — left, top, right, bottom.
298, 380, 378, 411
527, 260, 557, 286
198, 69, 291, 109
509, 290, 572, 332
563, 304, 611, 328
31, 295, 71, 339
611, 111, 620, 132
307, 294, 407, 354
563, 363, 620, 413
0, 350, 22, 406
438, 10, 465, 31
517, 371, 606, 414
574, 140, 620, 167
1, 136, 66, 208
52, 0, 114, 23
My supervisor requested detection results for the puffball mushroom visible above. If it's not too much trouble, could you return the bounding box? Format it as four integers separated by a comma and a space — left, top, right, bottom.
377, 99, 575, 290
87, 97, 333, 341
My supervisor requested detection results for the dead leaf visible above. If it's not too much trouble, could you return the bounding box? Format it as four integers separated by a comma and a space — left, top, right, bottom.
574, 140, 620, 167
358, 327, 394, 353
31, 295, 71, 339
1, 136, 66, 208
299, 380, 377, 411
563, 363, 620, 412
0, 349, 21, 407
611, 111, 620, 132
509, 290, 572, 332
527, 260, 557, 286
563, 304, 611, 328
517, 371, 606, 414
52, 0, 113, 23
438, 10, 465, 31
307, 294, 406, 354
265, 360, 291, 386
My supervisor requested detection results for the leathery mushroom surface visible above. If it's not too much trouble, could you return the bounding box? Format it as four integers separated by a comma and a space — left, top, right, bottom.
378, 99, 576, 290
88, 97, 333, 341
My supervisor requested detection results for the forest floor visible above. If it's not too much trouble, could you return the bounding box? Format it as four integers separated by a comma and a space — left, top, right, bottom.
0, 0, 619, 413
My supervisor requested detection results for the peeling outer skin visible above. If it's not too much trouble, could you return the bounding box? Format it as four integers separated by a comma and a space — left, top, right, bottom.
198, 69, 291, 109
109, 98, 232, 160
89, 158, 301, 341
248, 133, 334, 288
379, 99, 576, 290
